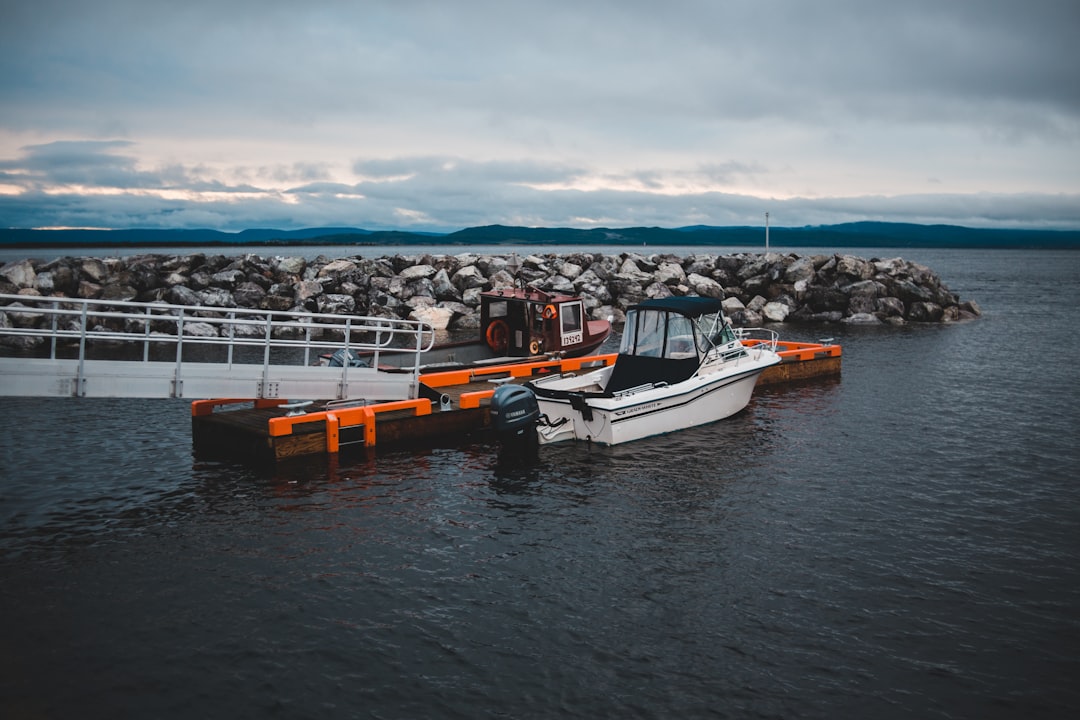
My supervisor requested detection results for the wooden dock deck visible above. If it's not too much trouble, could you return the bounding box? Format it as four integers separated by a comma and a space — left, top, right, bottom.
192, 341, 842, 463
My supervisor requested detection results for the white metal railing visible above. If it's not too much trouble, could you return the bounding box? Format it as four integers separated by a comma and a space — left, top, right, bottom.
734, 327, 781, 360
613, 381, 669, 398
0, 293, 435, 399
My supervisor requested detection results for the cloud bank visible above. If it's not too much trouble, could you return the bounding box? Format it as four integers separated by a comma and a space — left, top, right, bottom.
1, 1, 1077, 231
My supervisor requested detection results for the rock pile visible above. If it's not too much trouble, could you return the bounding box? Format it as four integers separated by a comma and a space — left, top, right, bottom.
1, 250, 980, 334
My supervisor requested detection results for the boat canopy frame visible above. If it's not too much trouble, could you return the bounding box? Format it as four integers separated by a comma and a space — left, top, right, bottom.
597, 297, 740, 396
618, 296, 738, 357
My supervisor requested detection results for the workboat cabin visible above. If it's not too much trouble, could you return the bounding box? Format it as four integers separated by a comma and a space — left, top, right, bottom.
480, 286, 607, 358
324, 284, 612, 371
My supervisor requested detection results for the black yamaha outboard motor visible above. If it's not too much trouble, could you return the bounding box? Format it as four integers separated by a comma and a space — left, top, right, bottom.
490, 384, 541, 461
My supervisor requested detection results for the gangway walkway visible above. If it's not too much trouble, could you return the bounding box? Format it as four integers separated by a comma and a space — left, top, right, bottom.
0, 293, 434, 401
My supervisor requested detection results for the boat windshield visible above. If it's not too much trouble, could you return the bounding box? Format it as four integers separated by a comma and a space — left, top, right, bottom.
693, 311, 737, 352
619, 309, 699, 360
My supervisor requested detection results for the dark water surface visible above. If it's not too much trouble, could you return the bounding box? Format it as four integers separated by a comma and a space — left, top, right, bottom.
2, 248, 1079, 719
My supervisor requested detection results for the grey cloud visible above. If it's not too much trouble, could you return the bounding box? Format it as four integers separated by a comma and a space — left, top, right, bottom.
352, 157, 587, 186
6, 1, 1073, 133
287, 182, 363, 196
0, 1, 1077, 232
1, 141, 267, 194
0, 140, 135, 170
0, 141, 141, 188
4, 177, 1078, 233
1, 140, 1078, 232
259, 163, 335, 185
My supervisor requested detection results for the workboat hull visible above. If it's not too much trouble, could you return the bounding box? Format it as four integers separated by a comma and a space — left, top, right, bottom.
528, 355, 776, 445
368, 329, 609, 373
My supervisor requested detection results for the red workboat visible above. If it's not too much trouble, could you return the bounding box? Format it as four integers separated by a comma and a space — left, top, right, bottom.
325, 285, 613, 372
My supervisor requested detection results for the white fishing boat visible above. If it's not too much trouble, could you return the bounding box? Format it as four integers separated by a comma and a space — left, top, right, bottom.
490, 296, 781, 446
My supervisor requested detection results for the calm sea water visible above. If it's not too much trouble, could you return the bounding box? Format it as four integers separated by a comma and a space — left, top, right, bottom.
1, 247, 1078, 719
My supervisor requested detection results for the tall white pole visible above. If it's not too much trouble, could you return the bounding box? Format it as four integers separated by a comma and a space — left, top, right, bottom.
765, 211, 770, 251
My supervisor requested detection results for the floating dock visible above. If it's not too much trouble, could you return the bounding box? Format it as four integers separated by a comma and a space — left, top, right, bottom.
192, 340, 842, 463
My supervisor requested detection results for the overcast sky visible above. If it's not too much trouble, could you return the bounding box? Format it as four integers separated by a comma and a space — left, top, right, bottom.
1, 0, 1077, 232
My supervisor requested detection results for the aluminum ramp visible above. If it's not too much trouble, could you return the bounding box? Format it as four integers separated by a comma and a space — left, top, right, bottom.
0, 293, 434, 401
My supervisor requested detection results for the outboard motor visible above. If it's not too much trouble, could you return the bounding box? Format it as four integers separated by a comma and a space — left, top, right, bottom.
327, 348, 368, 368
490, 384, 541, 460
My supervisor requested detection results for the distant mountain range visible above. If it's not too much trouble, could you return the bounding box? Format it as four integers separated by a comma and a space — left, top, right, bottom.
1, 222, 1078, 249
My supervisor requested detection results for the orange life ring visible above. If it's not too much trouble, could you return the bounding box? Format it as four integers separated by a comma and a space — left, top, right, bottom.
542, 304, 557, 320
485, 319, 509, 353
529, 339, 541, 355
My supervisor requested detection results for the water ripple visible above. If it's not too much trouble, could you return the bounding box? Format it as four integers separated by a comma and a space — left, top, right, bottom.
2, 249, 1080, 718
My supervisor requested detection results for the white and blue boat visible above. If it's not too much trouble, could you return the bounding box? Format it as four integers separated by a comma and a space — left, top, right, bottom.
491, 296, 780, 445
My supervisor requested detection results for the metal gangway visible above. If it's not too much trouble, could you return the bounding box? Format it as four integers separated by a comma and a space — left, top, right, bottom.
0, 293, 435, 401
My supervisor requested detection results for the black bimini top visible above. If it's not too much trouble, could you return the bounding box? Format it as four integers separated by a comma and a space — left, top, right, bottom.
630, 296, 726, 316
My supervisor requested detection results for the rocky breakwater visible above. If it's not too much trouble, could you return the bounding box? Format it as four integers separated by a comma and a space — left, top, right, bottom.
0, 250, 980, 346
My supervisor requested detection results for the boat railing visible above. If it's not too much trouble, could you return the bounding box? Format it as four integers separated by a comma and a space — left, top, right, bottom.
734, 327, 780, 360
0, 293, 435, 398
613, 381, 668, 398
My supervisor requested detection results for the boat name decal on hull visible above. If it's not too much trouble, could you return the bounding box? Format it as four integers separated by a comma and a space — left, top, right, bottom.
614, 401, 659, 417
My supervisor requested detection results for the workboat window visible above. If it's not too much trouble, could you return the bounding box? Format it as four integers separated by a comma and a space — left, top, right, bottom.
559, 302, 583, 334
488, 300, 508, 318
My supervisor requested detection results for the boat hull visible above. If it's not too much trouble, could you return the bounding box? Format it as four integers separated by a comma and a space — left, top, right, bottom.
530, 359, 774, 445
372, 332, 610, 373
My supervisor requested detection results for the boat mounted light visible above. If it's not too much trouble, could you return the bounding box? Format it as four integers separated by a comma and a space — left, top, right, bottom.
507, 252, 522, 288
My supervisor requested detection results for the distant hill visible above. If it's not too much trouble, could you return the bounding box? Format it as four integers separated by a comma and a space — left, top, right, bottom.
1, 222, 1077, 249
